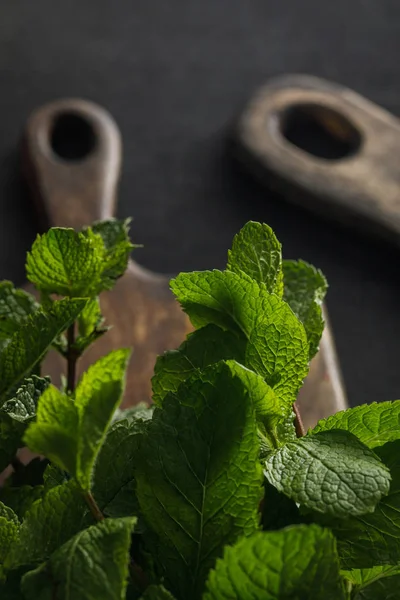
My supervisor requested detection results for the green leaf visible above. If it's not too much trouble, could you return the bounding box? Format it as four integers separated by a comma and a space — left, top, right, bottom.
226, 221, 283, 295
21, 517, 136, 600
264, 430, 391, 518
27, 228, 105, 297
0, 282, 38, 347
7, 480, 90, 568
90, 217, 136, 283
135, 361, 263, 599
322, 440, 400, 568
24, 349, 131, 490
344, 565, 400, 599
1, 376, 50, 423
282, 259, 327, 359
74, 348, 131, 490
26, 223, 132, 298
0, 502, 19, 580
0, 298, 86, 404
75, 297, 108, 354
92, 416, 148, 519
140, 585, 176, 599
112, 402, 154, 425
152, 324, 246, 406
312, 400, 400, 449
171, 269, 309, 406
24, 385, 79, 475
203, 525, 346, 600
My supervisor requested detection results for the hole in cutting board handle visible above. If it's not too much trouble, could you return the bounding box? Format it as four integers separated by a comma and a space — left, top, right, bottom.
50, 112, 97, 161
280, 103, 362, 160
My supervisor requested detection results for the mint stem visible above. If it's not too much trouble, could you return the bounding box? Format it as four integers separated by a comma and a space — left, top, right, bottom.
84, 490, 105, 522
66, 323, 77, 393
293, 402, 305, 437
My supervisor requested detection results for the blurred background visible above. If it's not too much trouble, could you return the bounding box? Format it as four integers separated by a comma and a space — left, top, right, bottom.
0, 0, 399, 408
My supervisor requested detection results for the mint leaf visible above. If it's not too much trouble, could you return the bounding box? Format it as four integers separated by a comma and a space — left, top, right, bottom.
140, 585, 176, 599
265, 430, 391, 517
324, 440, 400, 568
1, 376, 50, 423
152, 324, 246, 406
75, 297, 108, 353
26, 223, 132, 298
204, 525, 346, 600
74, 348, 131, 490
21, 517, 135, 600
0, 502, 19, 580
0, 282, 38, 346
24, 385, 79, 475
24, 349, 130, 490
312, 400, 400, 448
282, 259, 327, 358
227, 221, 283, 295
0, 298, 86, 403
90, 217, 136, 284
171, 270, 309, 405
344, 565, 400, 599
27, 228, 105, 297
8, 480, 90, 568
135, 361, 263, 598
93, 416, 148, 518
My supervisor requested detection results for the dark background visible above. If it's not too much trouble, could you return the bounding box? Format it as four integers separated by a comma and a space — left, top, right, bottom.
0, 1, 399, 407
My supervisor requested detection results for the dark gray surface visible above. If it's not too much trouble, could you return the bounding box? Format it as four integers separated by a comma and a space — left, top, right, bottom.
0, 1, 399, 407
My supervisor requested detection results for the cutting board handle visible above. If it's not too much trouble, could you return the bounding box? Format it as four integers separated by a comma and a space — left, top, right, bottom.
21, 98, 121, 229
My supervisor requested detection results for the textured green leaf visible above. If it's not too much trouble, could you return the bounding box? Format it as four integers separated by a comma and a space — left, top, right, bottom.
135, 361, 263, 599
24, 349, 130, 490
27, 228, 104, 297
0, 282, 38, 346
344, 565, 400, 599
21, 517, 136, 600
8, 480, 90, 568
312, 400, 400, 449
74, 348, 131, 490
152, 324, 246, 406
322, 440, 400, 568
140, 585, 176, 599
1, 376, 50, 423
227, 221, 283, 295
75, 297, 108, 353
93, 416, 148, 518
265, 430, 391, 518
171, 270, 309, 405
283, 259, 327, 358
26, 222, 132, 299
23, 385, 79, 476
0, 298, 86, 403
90, 217, 136, 284
204, 525, 346, 600
112, 402, 154, 425
0, 502, 19, 579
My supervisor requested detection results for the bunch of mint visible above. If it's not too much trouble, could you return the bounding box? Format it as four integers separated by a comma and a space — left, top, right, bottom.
0, 219, 399, 600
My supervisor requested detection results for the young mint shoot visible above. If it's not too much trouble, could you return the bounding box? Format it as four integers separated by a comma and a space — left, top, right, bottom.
0, 219, 399, 599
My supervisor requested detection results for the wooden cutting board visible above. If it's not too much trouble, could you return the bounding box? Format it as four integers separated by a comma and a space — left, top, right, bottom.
21, 97, 347, 431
